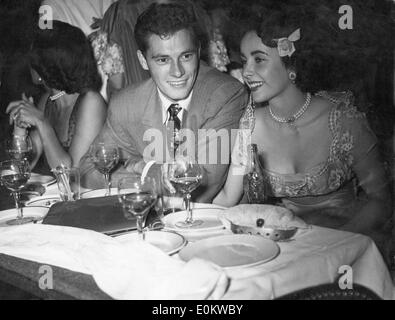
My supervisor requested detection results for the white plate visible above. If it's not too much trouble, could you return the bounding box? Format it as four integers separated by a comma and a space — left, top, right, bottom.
25, 196, 61, 208
162, 196, 226, 211
81, 187, 146, 199
191, 203, 226, 210
0, 206, 49, 226
115, 230, 186, 255
29, 173, 56, 186
179, 234, 280, 269
80, 188, 118, 198
162, 207, 225, 233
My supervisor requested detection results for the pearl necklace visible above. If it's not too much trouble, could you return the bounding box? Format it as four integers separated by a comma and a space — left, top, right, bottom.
49, 91, 66, 101
269, 92, 312, 123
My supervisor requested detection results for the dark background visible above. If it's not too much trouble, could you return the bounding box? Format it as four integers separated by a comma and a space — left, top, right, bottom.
0, 0, 393, 166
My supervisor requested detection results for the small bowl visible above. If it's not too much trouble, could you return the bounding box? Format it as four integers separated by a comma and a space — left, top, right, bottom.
230, 221, 298, 241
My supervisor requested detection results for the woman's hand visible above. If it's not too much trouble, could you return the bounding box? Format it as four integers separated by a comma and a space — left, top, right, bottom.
6, 93, 46, 128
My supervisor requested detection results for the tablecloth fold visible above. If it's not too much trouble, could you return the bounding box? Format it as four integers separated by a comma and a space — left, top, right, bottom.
0, 224, 229, 299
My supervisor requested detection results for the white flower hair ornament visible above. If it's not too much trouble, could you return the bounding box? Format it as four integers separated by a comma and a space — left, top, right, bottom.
274, 28, 301, 57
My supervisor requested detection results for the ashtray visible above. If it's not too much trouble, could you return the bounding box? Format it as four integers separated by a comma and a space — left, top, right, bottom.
229, 219, 298, 241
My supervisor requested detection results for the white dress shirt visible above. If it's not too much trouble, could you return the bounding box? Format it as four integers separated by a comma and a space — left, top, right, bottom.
157, 89, 193, 125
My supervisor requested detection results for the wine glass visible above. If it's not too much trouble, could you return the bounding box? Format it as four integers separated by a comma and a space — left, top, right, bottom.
0, 159, 34, 225
5, 134, 33, 163
117, 175, 158, 241
89, 142, 119, 196
166, 157, 203, 228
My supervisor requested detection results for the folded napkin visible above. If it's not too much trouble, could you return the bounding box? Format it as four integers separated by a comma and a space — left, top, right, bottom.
0, 224, 229, 300
221, 204, 309, 230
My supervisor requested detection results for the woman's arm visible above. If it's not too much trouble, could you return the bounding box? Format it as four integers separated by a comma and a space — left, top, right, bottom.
7, 92, 107, 169
212, 164, 246, 207
29, 128, 43, 169
340, 145, 392, 234
67, 91, 107, 167
28, 115, 71, 169
6, 95, 70, 168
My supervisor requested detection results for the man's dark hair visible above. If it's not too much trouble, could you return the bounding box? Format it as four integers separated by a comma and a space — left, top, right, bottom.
134, 1, 205, 54
29, 20, 101, 94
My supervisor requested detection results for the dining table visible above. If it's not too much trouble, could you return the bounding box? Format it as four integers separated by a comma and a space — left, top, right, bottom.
0, 174, 394, 300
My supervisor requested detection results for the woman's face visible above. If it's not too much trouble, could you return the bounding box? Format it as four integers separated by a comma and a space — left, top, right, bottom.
240, 31, 291, 103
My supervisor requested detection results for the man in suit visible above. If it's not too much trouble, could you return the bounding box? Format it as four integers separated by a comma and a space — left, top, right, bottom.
80, 1, 247, 202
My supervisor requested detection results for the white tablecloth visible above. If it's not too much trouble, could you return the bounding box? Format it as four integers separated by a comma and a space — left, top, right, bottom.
221, 226, 394, 300
6, 181, 394, 300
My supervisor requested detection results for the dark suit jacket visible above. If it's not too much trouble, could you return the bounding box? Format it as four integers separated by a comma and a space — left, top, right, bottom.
80, 64, 248, 202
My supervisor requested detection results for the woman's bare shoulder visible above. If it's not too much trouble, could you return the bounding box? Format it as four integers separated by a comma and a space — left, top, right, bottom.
79, 91, 106, 105
74, 91, 107, 122
75, 91, 106, 113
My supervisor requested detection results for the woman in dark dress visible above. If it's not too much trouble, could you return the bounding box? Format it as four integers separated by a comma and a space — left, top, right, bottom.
6, 21, 107, 170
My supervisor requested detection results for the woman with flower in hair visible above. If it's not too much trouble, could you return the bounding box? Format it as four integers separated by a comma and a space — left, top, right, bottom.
6, 21, 106, 170
213, 9, 392, 256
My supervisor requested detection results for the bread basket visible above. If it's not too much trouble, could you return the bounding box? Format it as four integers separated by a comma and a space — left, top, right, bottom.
221, 204, 307, 241
229, 221, 298, 241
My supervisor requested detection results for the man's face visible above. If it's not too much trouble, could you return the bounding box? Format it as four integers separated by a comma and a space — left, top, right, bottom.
138, 29, 200, 101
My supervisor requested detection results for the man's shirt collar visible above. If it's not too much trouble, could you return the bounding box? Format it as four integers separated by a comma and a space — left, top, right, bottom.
157, 89, 193, 124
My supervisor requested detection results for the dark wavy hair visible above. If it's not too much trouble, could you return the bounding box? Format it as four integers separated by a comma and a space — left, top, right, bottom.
0, 51, 3, 79
134, 0, 208, 54
29, 20, 101, 94
222, 0, 392, 95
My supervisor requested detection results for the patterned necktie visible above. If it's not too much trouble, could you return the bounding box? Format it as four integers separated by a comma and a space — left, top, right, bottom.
167, 103, 182, 153
167, 103, 181, 131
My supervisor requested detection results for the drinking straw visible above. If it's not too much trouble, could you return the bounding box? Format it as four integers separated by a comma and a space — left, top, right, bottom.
141, 160, 156, 183
61, 164, 73, 200
52, 164, 73, 200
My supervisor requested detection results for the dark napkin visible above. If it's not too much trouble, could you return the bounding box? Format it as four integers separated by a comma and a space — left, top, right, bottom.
42, 195, 160, 236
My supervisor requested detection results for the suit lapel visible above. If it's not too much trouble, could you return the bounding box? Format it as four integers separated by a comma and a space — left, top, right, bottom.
142, 87, 163, 129
184, 65, 210, 133
139, 86, 168, 162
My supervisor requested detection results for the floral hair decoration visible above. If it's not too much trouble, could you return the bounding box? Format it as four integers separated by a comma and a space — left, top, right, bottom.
274, 28, 300, 57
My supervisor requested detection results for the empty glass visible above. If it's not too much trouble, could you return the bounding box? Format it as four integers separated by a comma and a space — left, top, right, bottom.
118, 175, 158, 241
52, 166, 80, 201
89, 142, 119, 196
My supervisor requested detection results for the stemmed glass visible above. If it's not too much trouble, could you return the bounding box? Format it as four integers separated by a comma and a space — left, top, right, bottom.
118, 175, 158, 241
166, 157, 203, 228
0, 159, 34, 225
5, 134, 33, 163
89, 142, 119, 196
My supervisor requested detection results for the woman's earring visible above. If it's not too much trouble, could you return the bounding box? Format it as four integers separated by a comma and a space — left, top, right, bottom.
38, 77, 43, 83
289, 71, 297, 83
